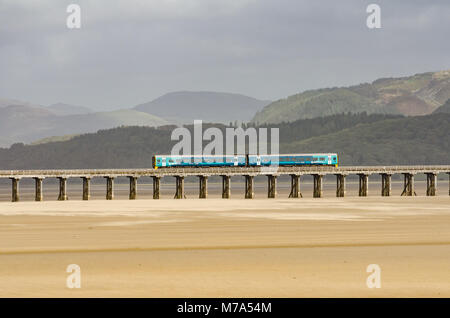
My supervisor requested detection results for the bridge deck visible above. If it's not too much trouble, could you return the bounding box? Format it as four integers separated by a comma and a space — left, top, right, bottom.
0, 166, 449, 178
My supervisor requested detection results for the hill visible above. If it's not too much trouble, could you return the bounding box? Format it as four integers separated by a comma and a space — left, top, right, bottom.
135, 91, 271, 124
253, 70, 450, 124
46, 103, 92, 116
0, 105, 168, 147
282, 114, 450, 165
0, 98, 42, 108
433, 99, 450, 114
0, 113, 448, 169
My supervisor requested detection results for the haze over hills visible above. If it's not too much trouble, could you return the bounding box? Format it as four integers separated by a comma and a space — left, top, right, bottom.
46, 103, 92, 116
0, 98, 38, 108
0, 112, 448, 169
253, 70, 450, 124
0, 91, 270, 147
134, 91, 271, 124
0, 105, 167, 147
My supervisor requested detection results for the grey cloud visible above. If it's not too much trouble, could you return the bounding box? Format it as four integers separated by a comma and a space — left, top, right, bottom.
0, 0, 449, 110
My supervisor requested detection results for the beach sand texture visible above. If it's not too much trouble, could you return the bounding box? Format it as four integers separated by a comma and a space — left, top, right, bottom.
0, 196, 449, 297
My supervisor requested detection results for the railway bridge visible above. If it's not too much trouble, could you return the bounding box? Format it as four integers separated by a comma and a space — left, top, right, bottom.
0, 166, 449, 202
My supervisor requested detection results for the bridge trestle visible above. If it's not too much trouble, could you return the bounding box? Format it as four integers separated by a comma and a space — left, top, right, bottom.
381, 173, 392, 197
267, 175, 277, 198
336, 174, 346, 197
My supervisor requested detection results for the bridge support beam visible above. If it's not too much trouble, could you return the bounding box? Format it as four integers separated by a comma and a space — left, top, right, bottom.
313, 174, 323, 198
401, 173, 416, 196
10, 178, 20, 202
199, 176, 208, 199
58, 177, 68, 201
267, 175, 277, 198
153, 176, 161, 199
358, 174, 369, 197
82, 177, 91, 201
244, 175, 254, 199
221, 176, 231, 199
288, 175, 302, 198
128, 176, 138, 200
174, 176, 185, 199
105, 177, 114, 200
381, 173, 392, 197
426, 173, 437, 196
336, 174, 346, 197
34, 177, 44, 202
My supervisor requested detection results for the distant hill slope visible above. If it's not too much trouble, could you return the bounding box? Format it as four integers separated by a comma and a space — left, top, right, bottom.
253, 70, 450, 124
135, 91, 271, 124
282, 114, 450, 165
0, 105, 168, 147
46, 103, 92, 116
0, 98, 42, 108
433, 99, 450, 114
0, 113, 448, 169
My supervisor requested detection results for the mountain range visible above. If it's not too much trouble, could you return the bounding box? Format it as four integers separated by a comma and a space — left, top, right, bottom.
1, 69, 449, 148
0, 92, 271, 147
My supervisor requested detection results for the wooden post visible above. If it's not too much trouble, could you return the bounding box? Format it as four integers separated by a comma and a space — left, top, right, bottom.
58, 177, 68, 201
336, 174, 346, 197
381, 173, 392, 197
34, 177, 44, 202
106, 177, 114, 200
244, 175, 254, 199
129, 176, 138, 200
199, 176, 208, 199
174, 176, 185, 199
267, 175, 277, 198
426, 173, 437, 196
288, 174, 302, 198
401, 173, 416, 196
153, 176, 161, 199
10, 178, 20, 202
221, 175, 231, 199
82, 177, 91, 201
313, 174, 323, 198
358, 174, 369, 197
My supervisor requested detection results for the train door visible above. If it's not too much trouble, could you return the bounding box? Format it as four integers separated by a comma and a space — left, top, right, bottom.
256, 155, 261, 166
328, 155, 332, 165
162, 157, 167, 167
233, 156, 238, 166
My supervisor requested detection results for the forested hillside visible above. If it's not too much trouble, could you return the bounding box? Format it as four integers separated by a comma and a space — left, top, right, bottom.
1, 113, 448, 169
253, 70, 450, 124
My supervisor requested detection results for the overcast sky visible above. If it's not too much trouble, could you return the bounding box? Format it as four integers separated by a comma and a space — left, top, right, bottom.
0, 0, 449, 110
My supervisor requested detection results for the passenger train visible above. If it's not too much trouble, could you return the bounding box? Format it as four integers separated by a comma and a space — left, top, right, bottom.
152, 153, 338, 169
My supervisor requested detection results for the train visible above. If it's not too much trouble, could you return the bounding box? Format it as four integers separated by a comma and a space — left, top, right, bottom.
152, 153, 338, 169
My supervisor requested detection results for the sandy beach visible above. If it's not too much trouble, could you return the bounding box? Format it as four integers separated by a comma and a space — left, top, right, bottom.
0, 196, 449, 297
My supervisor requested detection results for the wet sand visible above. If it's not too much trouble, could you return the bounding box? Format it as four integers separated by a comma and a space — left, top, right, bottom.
0, 196, 449, 297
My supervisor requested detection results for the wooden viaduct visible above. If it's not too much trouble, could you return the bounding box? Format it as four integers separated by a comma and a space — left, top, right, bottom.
1, 166, 449, 202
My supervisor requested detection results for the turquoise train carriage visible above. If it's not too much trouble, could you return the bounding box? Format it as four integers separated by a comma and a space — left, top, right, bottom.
152, 153, 338, 169
152, 155, 246, 168
247, 154, 338, 167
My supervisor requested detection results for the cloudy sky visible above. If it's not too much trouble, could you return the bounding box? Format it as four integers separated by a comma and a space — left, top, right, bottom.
0, 0, 449, 110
